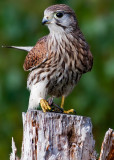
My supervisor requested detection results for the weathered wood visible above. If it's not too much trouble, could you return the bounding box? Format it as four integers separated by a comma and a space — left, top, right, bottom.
99, 128, 114, 160
10, 137, 19, 160
10, 110, 97, 160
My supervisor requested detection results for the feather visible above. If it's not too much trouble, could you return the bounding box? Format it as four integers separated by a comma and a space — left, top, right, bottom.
2, 45, 33, 52
23, 36, 48, 71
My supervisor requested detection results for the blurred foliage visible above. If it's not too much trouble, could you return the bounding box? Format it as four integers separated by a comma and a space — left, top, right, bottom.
0, 0, 114, 159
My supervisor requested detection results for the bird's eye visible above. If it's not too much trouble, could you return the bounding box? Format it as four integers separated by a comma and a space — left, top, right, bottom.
56, 12, 64, 18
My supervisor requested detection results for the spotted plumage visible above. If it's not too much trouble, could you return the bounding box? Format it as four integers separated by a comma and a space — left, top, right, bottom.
6, 4, 93, 111
22, 4, 93, 111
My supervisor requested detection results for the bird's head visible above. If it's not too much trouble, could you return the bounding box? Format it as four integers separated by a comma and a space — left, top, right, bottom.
42, 4, 77, 33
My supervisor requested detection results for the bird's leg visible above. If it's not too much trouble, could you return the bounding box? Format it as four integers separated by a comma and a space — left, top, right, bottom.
61, 96, 65, 109
61, 96, 76, 114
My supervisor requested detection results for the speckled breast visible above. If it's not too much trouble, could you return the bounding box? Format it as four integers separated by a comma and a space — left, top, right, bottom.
46, 68, 82, 97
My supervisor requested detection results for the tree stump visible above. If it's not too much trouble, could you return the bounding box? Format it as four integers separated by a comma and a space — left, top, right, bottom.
10, 110, 98, 160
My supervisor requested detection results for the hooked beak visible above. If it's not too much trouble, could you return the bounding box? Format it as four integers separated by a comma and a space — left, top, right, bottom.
42, 17, 51, 25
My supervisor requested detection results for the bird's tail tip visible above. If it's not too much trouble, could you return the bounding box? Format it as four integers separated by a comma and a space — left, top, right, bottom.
2, 45, 13, 48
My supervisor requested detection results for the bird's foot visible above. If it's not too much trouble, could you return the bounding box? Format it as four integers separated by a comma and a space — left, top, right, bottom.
60, 96, 76, 114
40, 99, 51, 112
64, 109, 76, 114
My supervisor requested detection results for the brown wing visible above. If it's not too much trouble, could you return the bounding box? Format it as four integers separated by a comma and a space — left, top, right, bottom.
23, 36, 48, 71
76, 30, 93, 74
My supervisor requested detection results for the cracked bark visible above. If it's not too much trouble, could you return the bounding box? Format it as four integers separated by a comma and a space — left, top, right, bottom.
10, 110, 100, 160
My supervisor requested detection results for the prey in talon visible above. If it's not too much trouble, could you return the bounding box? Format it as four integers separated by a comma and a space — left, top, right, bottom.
47, 97, 64, 113
3, 4, 93, 113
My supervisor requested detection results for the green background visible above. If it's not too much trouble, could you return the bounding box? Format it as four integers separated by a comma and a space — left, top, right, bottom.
0, 0, 114, 159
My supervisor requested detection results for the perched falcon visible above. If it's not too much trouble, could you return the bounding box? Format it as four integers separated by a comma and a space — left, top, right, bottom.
4, 4, 93, 113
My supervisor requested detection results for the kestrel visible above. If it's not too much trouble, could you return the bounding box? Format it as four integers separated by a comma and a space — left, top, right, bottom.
4, 4, 93, 113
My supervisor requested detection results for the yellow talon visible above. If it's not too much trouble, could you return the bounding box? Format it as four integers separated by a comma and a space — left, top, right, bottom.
40, 99, 51, 112
64, 109, 75, 114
